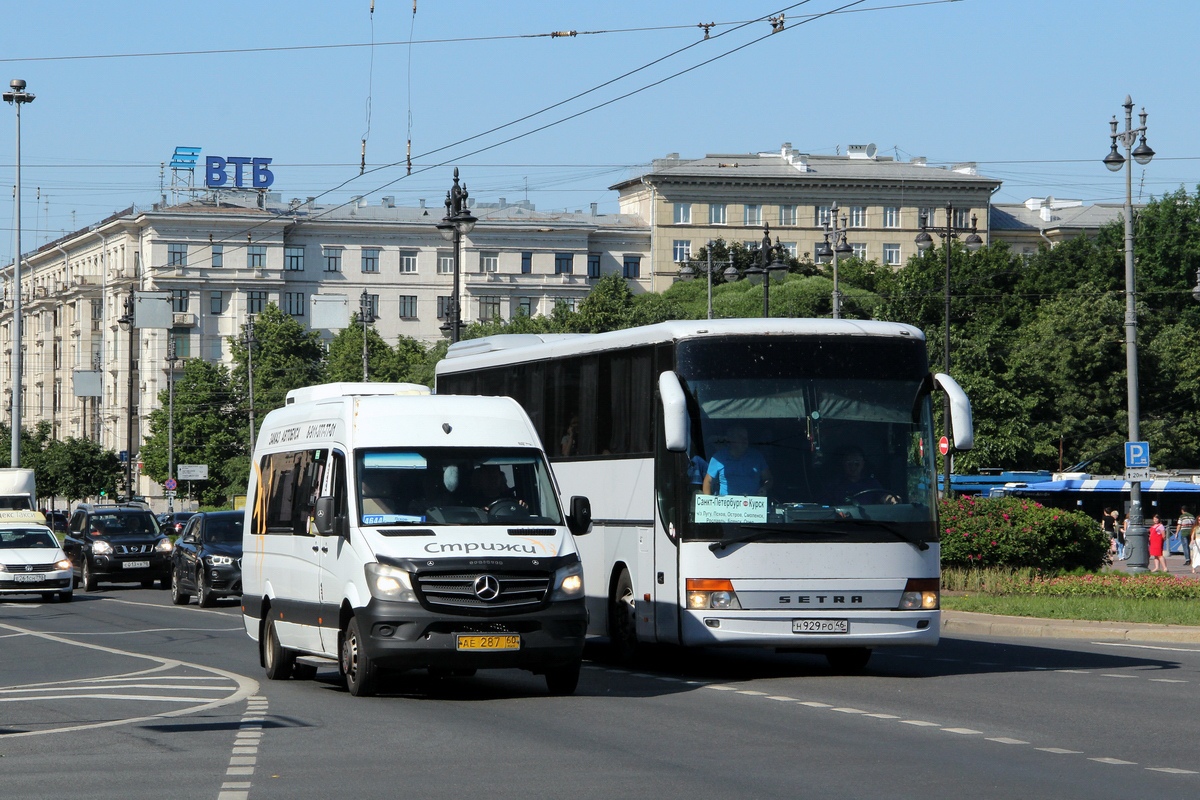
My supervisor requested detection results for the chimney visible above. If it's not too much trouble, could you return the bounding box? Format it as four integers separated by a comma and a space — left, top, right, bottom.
419, 198, 426, 208
499, 197, 507, 207
381, 196, 395, 208
590, 202, 598, 216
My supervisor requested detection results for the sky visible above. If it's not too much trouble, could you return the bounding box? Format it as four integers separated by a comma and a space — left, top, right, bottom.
1, 0, 1198, 256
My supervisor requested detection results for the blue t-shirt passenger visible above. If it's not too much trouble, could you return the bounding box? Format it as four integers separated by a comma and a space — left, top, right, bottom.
702, 427, 773, 496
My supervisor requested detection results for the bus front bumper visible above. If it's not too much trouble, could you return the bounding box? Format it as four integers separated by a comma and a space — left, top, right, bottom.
680, 608, 940, 648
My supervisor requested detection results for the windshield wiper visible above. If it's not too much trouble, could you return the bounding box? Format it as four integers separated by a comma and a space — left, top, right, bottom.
709, 526, 794, 552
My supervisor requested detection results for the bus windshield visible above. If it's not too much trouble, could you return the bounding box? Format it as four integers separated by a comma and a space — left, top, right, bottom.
355, 447, 563, 529
672, 336, 939, 543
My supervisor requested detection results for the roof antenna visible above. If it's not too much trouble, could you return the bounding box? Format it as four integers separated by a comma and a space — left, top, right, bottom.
406, 0, 418, 175
360, 0, 376, 175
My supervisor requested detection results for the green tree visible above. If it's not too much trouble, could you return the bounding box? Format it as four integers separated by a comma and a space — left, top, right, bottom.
325, 314, 401, 382
40, 437, 121, 504
229, 303, 326, 425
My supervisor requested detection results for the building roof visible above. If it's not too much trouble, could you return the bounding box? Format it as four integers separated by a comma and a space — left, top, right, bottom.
990, 200, 1128, 233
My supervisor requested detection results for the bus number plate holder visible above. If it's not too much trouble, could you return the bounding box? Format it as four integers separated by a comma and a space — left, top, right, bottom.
792, 619, 849, 634
456, 634, 521, 651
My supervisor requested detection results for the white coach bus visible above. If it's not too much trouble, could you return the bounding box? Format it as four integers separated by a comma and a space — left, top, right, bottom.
435, 319, 973, 670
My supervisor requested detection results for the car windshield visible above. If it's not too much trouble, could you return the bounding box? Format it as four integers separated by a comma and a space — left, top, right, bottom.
356, 447, 563, 528
203, 516, 243, 543
0, 529, 58, 548
92, 513, 157, 536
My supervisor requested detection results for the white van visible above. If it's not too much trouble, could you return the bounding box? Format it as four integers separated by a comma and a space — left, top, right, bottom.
241, 382, 593, 696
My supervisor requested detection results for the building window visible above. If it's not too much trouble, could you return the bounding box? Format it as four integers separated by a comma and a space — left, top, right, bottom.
247, 245, 266, 268
521, 251, 532, 274
171, 289, 189, 313
953, 208, 972, 229
883, 207, 900, 228
480, 251, 499, 273
363, 294, 379, 320
167, 243, 187, 268
361, 247, 381, 273
851, 242, 868, 260
211, 244, 223, 268
587, 253, 601, 278
672, 240, 691, 263
284, 246, 304, 271
398, 295, 417, 318
246, 290, 268, 314
849, 206, 867, 228
555, 253, 573, 275
172, 329, 191, 359
779, 205, 797, 226
479, 295, 501, 322
437, 252, 454, 274
709, 203, 727, 225
398, 251, 417, 274
815, 206, 832, 227
744, 204, 762, 226
517, 297, 533, 317
210, 291, 223, 315
555, 298, 577, 313
919, 207, 938, 228
437, 296, 451, 319
283, 292, 305, 316
623, 255, 641, 278
673, 203, 691, 224
323, 247, 342, 272
882, 244, 901, 266
781, 242, 797, 257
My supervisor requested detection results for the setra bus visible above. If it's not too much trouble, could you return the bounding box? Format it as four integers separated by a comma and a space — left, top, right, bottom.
435, 319, 973, 670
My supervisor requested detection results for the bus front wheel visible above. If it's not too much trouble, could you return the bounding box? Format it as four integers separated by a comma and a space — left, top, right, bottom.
609, 568, 639, 663
826, 647, 872, 673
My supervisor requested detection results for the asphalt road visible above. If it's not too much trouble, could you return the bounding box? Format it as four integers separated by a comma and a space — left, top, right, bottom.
3, 588, 1199, 800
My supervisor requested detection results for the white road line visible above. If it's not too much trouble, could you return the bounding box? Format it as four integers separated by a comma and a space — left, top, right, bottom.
1100, 674, 1138, 679
1149, 678, 1189, 683
865, 713, 899, 719
1148, 767, 1199, 774
900, 720, 940, 727
0, 693, 228, 703
1093, 642, 1200, 654
705, 685, 739, 691
1089, 757, 1136, 765
737, 690, 768, 696
1056, 669, 1090, 674
1038, 748, 1084, 754
987, 738, 1029, 745
766, 696, 797, 702
942, 728, 983, 735
831, 707, 866, 714
0, 683, 233, 694
800, 701, 832, 708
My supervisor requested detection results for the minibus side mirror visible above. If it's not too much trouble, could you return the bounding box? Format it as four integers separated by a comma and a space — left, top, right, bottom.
567, 496, 592, 536
314, 497, 337, 536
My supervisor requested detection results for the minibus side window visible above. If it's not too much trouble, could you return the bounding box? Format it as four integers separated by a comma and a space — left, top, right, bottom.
252, 448, 329, 537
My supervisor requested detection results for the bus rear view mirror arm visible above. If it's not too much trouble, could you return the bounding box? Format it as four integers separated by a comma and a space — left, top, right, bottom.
659, 370, 689, 452
568, 496, 592, 536
933, 373, 974, 451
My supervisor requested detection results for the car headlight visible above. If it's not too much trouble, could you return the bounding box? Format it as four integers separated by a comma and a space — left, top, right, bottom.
55, 558, 71, 571
92, 540, 113, 555
364, 562, 417, 602
206, 555, 234, 567
155, 537, 174, 553
685, 578, 742, 610
550, 561, 584, 601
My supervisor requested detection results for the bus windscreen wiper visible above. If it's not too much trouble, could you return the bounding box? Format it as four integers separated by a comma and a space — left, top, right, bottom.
709, 526, 794, 552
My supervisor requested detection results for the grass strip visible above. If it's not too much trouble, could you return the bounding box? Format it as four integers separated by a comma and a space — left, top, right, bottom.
942, 594, 1200, 627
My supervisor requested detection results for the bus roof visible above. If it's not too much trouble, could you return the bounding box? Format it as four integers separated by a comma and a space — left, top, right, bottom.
438, 319, 925, 372
285, 382, 431, 405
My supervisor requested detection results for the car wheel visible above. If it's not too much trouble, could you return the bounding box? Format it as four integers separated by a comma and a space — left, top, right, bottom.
170, 566, 191, 605
545, 662, 581, 696
59, 590, 73, 603
262, 617, 295, 680
341, 616, 378, 696
82, 558, 98, 592
197, 569, 215, 608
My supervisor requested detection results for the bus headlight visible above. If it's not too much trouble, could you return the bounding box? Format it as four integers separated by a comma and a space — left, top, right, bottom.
686, 578, 741, 610
899, 578, 939, 610
550, 561, 584, 601
365, 562, 417, 603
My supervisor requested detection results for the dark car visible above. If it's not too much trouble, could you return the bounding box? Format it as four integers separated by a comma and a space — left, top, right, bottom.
170, 510, 243, 607
40, 510, 69, 534
157, 511, 196, 536
62, 503, 172, 591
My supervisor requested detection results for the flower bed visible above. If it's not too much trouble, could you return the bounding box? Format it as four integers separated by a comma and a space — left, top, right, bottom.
939, 495, 1109, 572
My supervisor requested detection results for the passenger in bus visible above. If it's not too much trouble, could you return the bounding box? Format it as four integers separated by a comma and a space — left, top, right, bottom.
823, 446, 898, 505
560, 416, 580, 457
702, 426, 773, 497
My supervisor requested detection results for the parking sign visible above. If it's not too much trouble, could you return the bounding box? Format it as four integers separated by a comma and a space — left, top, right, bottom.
1125, 441, 1150, 469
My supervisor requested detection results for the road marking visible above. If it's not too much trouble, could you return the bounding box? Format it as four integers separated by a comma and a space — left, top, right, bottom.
1093, 642, 1200, 654
737, 690, 768, 696
766, 696, 797, 701
987, 737, 1029, 745
1148, 767, 1199, 774
1149, 678, 1188, 683
1038, 748, 1083, 754
800, 701, 832, 708
942, 728, 983, 735
832, 707, 867, 714
1089, 757, 1136, 765
1100, 673, 1138, 679
865, 713, 899, 719
900, 720, 940, 727
1056, 669, 1090, 674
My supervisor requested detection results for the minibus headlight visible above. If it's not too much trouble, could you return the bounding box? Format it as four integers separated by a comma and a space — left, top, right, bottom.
365, 562, 417, 603
686, 578, 741, 610
899, 578, 939, 610
92, 540, 113, 555
550, 561, 584, 601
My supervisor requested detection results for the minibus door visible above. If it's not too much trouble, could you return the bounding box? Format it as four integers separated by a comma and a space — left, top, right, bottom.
316, 451, 351, 656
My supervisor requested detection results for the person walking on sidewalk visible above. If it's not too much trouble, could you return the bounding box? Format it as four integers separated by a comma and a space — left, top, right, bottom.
1178, 505, 1196, 569
1149, 514, 1168, 573
1116, 509, 1129, 560
1102, 507, 1118, 559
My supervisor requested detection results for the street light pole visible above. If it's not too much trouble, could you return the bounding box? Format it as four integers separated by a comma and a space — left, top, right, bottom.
815, 203, 854, 319
167, 333, 177, 513
1104, 95, 1155, 573
244, 315, 257, 452
117, 293, 137, 500
742, 224, 788, 317
678, 241, 718, 319
915, 204, 983, 499
360, 289, 373, 381
436, 168, 477, 344
4, 79, 34, 467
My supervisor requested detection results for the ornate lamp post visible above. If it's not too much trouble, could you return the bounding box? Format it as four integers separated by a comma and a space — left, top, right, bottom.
679, 242, 737, 319
436, 168, 477, 343
815, 203, 853, 319
1104, 95, 1154, 572
3, 79, 33, 467
166, 334, 178, 513
117, 294, 137, 500
359, 289, 374, 380
914, 204, 983, 498
741, 224, 789, 317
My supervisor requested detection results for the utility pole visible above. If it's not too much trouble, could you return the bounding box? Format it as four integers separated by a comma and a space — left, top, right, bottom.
167, 333, 177, 513
244, 315, 256, 452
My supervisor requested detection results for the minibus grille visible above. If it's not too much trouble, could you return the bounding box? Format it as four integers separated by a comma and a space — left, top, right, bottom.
414, 571, 550, 614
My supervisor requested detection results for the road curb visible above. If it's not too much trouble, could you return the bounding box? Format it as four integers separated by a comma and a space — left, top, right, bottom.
942, 610, 1200, 644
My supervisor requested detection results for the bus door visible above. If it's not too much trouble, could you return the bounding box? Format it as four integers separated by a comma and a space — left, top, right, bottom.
652, 522, 680, 644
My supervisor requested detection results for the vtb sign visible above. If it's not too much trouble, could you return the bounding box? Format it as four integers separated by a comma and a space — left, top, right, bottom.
206, 156, 275, 189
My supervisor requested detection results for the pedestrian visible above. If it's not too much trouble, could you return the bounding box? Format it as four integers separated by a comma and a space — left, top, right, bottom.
1116, 509, 1128, 560
1148, 514, 1167, 573
1178, 505, 1196, 569
1102, 507, 1117, 559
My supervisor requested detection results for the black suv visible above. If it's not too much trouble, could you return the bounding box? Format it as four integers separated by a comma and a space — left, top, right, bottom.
63, 503, 173, 591
170, 510, 243, 607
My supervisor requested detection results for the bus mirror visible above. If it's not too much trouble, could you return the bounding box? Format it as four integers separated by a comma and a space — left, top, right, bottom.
567, 496, 592, 536
933, 373, 974, 451
314, 497, 336, 536
659, 370, 689, 452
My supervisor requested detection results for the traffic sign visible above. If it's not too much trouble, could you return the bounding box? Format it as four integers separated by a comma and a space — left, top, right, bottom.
1125, 441, 1150, 469
177, 464, 209, 480
938, 436, 950, 456
164, 478, 177, 491
1124, 468, 1151, 482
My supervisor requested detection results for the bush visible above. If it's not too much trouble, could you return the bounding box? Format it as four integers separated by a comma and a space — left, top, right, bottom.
942, 567, 1200, 600
939, 495, 1109, 572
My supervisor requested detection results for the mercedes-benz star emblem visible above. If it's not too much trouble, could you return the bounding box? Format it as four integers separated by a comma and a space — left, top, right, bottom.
473, 574, 500, 601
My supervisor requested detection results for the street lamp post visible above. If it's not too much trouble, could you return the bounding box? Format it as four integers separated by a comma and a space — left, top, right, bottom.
117, 293, 136, 501
359, 289, 374, 381
167, 334, 177, 513
4, 79, 34, 467
914, 203, 983, 499
678, 241, 721, 319
815, 203, 854, 319
1104, 95, 1155, 573
742, 224, 789, 317
243, 315, 257, 452
436, 168, 477, 344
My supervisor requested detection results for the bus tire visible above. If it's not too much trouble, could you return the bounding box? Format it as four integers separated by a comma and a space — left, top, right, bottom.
341, 616, 378, 696
262, 618, 296, 680
609, 568, 639, 664
826, 647, 872, 673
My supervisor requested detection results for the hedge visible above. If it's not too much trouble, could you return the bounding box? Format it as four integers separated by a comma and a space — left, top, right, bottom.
939, 495, 1110, 572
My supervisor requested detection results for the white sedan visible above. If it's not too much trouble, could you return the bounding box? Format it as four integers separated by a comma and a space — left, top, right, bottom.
0, 521, 73, 602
